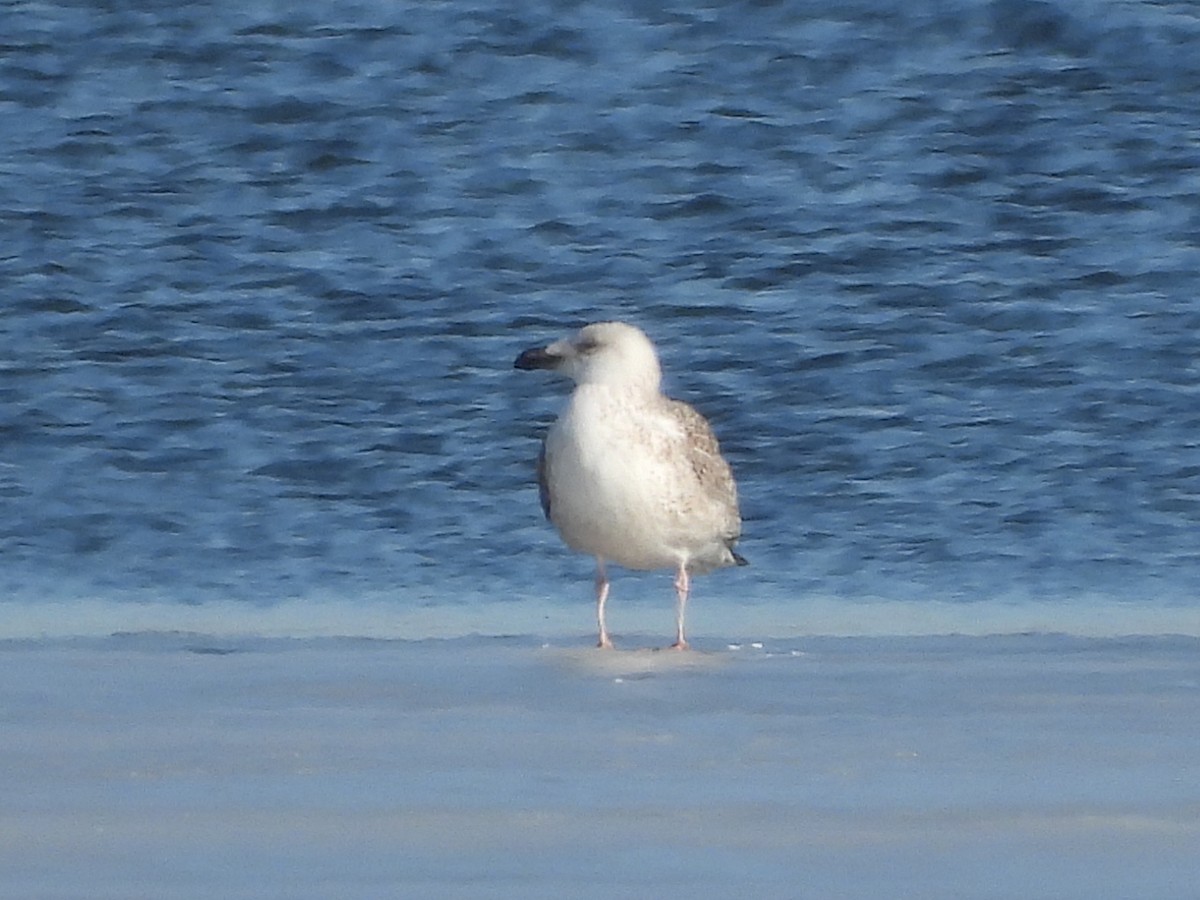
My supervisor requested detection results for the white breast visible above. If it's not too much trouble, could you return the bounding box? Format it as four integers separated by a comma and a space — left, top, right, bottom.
543, 384, 735, 571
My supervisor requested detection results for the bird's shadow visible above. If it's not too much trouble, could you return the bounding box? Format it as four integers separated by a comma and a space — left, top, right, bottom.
541, 642, 730, 678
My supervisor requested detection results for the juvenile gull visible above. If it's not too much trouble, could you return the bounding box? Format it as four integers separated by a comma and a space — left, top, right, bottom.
514, 321, 747, 649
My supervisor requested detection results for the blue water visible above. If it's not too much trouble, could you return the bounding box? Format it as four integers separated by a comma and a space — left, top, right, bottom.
3, 0, 1199, 636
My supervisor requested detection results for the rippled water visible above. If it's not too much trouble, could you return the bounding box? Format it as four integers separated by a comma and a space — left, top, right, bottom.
3, 0, 1199, 634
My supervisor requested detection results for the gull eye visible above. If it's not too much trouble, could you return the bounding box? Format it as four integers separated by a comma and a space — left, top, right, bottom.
575, 337, 600, 353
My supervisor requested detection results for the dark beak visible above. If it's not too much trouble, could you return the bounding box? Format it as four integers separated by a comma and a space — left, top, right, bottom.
514, 346, 560, 371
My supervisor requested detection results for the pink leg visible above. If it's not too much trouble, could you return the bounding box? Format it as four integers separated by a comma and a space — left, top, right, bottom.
671, 563, 690, 650
595, 558, 614, 649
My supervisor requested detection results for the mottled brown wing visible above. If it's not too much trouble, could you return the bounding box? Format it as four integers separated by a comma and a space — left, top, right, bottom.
666, 399, 742, 540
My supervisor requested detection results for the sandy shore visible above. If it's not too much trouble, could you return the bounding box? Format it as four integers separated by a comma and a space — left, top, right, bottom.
2, 632, 1197, 899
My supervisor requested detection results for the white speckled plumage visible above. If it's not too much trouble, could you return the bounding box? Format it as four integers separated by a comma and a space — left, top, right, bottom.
515, 321, 746, 649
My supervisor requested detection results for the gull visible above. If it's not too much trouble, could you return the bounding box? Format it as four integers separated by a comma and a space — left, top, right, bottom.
514, 321, 747, 649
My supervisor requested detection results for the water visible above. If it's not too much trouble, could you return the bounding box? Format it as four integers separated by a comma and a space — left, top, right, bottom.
3, 0, 1199, 636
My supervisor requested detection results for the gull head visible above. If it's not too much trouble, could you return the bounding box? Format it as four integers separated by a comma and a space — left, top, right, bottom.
515, 321, 662, 391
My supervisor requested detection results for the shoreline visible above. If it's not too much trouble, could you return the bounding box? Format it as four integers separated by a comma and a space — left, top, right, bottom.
3, 633, 1198, 898
3, 592, 1200, 642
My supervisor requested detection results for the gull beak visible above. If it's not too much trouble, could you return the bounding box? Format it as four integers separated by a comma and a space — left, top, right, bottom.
514, 340, 570, 371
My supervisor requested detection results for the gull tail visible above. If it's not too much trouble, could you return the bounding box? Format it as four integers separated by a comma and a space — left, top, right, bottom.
725, 537, 748, 567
